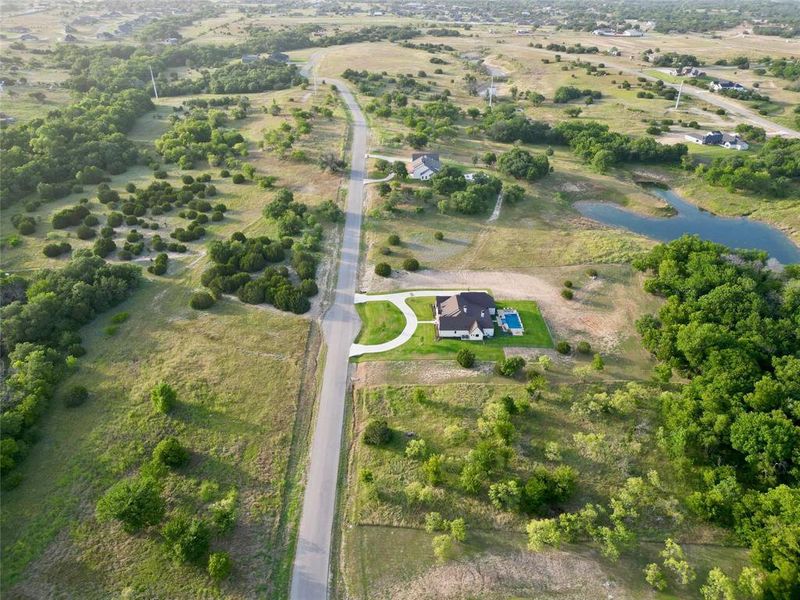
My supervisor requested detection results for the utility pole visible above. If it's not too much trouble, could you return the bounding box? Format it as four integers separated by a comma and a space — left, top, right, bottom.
149, 65, 159, 99
674, 81, 683, 110
488, 75, 494, 107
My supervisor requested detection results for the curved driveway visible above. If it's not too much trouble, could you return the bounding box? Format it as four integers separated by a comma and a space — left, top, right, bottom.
289, 75, 367, 600
350, 289, 490, 357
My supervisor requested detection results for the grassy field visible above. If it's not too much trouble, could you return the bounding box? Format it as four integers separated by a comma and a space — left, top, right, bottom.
355, 301, 406, 345
356, 299, 552, 362
340, 380, 747, 599
1, 74, 346, 598
0, 274, 317, 598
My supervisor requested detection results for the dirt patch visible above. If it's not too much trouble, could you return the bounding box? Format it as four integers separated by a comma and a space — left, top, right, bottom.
360, 268, 644, 351
354, 360, 495, 387
384, 550, 628, 600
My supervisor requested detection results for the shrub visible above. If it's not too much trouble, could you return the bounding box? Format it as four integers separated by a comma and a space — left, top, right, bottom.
219, 169, 230, 177
151, 382, 177, 413
586, 268, 598, 277
576, 341, 591, 354
162, 515, 210, 564
152, 437, 189, 468
96, 476, 165, 533
190, 291, 215, 310
556, 341, 571, 355
561, 289, 574, 300
232, 173, 245, 184
362, 419, 391, 445
83, 215, 100, 227
496, 356, 526, 377
299, 279, 318, 297
76, 224, 96, 240
456, 348, 475, 368
208, 552, 232, 581
93, 237, 116, 257
434, 231, 444, 240
387, 234, 401, 246
405, 438, 428, 460
379, 246, 391, 256
64, 385, 89, 408
210, 489, 238, 533
43, 242, 72, 258
563, 280, 573, 288
449, 517, 467, 542
402, 257, 420, 271
374, 262, 391, 277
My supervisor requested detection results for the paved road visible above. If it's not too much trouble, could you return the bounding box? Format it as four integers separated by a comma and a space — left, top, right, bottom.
289, 77, 367, 600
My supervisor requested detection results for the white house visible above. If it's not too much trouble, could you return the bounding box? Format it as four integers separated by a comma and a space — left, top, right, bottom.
434, 292, 496, 340
720, 133, 749, 150
408, 152, 441, 180
710, 80, 746, 92
685, 131, 748, 150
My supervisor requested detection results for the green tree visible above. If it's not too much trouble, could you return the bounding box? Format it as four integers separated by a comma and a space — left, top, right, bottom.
96, 476, 165, 533
644, 563, 667, 591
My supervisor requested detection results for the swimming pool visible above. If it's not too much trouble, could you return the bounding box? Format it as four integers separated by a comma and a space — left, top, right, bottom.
501, 312, 522, 329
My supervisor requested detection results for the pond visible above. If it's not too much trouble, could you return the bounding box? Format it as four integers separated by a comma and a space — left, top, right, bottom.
574, 188, 800, 264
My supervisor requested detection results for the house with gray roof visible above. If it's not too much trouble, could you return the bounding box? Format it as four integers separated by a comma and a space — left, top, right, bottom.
434, 292, 496, 340
408, 152, 441, 180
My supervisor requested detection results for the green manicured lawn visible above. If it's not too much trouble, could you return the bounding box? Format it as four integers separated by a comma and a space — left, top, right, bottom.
355, 301, 406, 344
405, 296, 435, 320
356, 298, 552, 362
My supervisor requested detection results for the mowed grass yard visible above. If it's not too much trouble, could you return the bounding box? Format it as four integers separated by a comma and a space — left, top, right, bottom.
355, 298, 552, 362
355, 301, 406, 345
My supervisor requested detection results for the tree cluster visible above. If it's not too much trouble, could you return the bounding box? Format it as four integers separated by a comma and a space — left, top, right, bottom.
1, 257, 141, 480
1, 89, 153, 208
633, 236, 800, 594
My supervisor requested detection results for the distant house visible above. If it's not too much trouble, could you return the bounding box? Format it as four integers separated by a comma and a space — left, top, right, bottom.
63, 33, 77, 42
516, 29, 532, 35
96, 31, 115, 41
676, 66, 706, 77
20, 33, 39, 41
0, 113, 17, 125
720, 133, 749, 150
593, 28, 643, 37
434, 292, 496, 340
710, 80, 746, 92
685, 131, 748, 150
164, 37, 179, 45
241, 54, 260, 64
408, 152, 441, 180
267, 51, 289, 63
